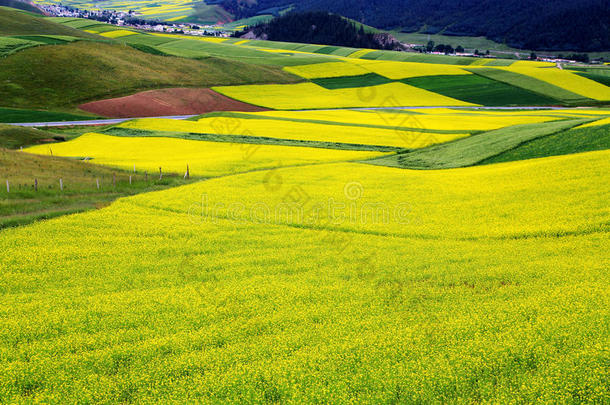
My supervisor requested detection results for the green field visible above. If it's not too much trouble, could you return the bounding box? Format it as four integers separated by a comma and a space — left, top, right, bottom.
0, 7, 102, 38
480, 123, 610, 164
368, 118, 593, 169
467, 68, 593, 105
401, 74, 561, 106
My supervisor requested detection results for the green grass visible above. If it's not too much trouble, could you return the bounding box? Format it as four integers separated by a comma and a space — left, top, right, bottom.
12, 34, 78, 44
468, 68, 592, 105
312, 73, 393, 89
183, 3, 233, 24
360, 50, 480, 65
0, 41, 300, 110
313, 45, 341, 54
0, 147, 198, 229
0, 7, 103, 39
0, 107, 95, 123
479, 123, 610, 165
0, 36, 38, 56
367, 118, 592, 169
221, 14, 273, 29
401, 74, 560, 106
153, 37, 332, 66
116, 33, 179, 46
0, 124, 65, 149
574, 72, 610, 87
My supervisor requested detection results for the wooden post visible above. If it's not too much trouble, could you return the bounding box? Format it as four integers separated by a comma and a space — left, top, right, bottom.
186, 164, 190, 180
96, 178, 100, 190
59, 178, 63, 191
159, 167, 162, 180
34, 178, 38, 192
133, 164, 136, 173
5, 179, 9, 193
129, 175, 132, 185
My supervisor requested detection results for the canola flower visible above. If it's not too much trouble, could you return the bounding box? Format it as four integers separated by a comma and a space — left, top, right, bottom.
24, 133, 386, 177
0, 150, 608, 402
212, 82, 475, 109
100, 30, 138, 38
501, 67, 610, 101
117, 117, 469, 148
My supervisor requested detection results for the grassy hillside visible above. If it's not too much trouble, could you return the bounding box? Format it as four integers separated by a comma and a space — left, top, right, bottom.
0, 7, 102, 39
367, 118, 592, 169
0, 146, 197, 229
0, 2, 42, 14
0, 41, 300, 109
0, 124, 65, 149
480, 123, 610, 164
0, 107, 94, 123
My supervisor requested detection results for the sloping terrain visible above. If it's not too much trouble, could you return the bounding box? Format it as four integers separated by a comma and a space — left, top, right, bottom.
0, 41, 300, 110
0, 6, 102, 38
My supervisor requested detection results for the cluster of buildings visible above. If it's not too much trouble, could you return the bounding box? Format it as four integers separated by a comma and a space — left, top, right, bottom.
37, 3, 233, 37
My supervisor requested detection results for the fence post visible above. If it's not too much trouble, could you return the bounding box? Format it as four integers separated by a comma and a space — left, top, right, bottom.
133, 164, 136, 173
96, 178, 100, 190
145, 171, 148, 182
59, 178, 63, 191
159, 167, 162, 180
186, 164, 190, 180
34, 178, 38, 192
129, 175, 132, 185
5, 179, 9, 193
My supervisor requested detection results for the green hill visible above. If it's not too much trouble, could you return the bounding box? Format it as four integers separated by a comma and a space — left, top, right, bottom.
0, 7, 102, 39
0, 1, 42, 15
0, 41, 300, 110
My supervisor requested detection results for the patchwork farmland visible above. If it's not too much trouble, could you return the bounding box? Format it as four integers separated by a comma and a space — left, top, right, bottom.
0, 6, 609, 403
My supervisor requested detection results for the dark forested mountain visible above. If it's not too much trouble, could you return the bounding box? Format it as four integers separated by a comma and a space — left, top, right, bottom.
220, 0, 610, 52
238, 12, 404, 50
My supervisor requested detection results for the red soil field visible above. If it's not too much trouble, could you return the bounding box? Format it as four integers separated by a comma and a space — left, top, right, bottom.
79, 88, 268, 117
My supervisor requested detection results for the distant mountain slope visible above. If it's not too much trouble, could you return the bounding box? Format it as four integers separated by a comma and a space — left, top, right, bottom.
221, 0, 610, 52
0, 6, 101, 38
0, 1, 42, 15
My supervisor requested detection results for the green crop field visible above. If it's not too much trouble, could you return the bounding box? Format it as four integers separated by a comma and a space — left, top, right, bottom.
401, 74, 561, 106
480, 123, 610, 164
0, 8, 609, 403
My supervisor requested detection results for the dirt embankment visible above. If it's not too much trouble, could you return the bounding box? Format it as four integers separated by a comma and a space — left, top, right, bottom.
79, 88, 268, 118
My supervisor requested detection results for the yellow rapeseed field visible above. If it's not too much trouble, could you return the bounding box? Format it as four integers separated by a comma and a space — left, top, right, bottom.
117, 116, 468, 148
284, 62, 372, 78
253, 109, 563, 131
213, 82, 475, 109
100, 30, 138, 38
502, 67, 610, 100
348, 60, 472, 79
24, 133, 386, 177
1, 150, 608, 402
